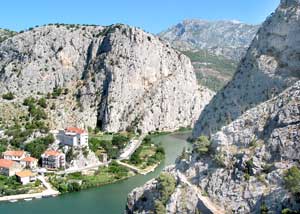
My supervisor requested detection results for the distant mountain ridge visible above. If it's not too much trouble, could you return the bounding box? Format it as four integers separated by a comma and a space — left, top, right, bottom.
159, 19, 260, 62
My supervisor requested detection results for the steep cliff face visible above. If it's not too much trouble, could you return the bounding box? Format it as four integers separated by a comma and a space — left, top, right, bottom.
0, 24, 213, 133
159, 19, 259, 62
193, 0, 300, 138
127, 81, 300, 214
126, 1, 300, 213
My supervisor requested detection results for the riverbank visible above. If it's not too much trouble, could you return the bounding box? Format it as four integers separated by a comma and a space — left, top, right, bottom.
0, 132, 192, 214
0, 176, 59, 202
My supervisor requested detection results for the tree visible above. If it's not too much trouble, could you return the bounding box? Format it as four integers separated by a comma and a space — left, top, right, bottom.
284, 166, 300, 196
2, 92, 15, 100
194, 135, 211, 155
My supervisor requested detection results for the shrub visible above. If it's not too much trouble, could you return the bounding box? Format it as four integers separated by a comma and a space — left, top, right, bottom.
38, 98, 47, 108
2, 92, 15, 100
157, 173, 176, 204
260, 202, 268, 214
284, 166, 300, 196
194, 135, 211, 155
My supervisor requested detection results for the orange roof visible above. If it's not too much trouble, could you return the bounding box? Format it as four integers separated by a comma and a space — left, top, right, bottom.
3, 150, 25, 157
0, 159, 15, 168
43, 150, 62, 157
22, 157, 38, 162
65, 127, 86, 134
16, 170, 34, 178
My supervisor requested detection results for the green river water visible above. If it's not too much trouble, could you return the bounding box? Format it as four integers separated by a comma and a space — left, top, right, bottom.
0, 132, 191, 214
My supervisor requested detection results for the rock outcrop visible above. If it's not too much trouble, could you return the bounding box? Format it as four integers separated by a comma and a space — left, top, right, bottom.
126, 79, 300, 214
159, 19, 259, 62
126, 1, 300, 213
0, 24, 213, 133
193, 0, 300, 138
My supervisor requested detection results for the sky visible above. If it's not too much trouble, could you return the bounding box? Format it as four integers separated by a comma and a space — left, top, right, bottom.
1, 0, 280, 34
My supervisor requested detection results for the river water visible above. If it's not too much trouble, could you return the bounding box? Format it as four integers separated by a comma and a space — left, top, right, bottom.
0, 132, 191, 214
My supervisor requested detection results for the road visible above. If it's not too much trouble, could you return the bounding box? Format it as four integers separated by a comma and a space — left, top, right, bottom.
54, 161, 110, 175
118, 135, 145, 160
177, 171, 225, 214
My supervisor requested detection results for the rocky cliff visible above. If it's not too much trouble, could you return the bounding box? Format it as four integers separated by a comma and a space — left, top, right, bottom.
159, 19, 259, 62
0, 24, 213, 133
126, 1, 300, 213
193, 0, 300, 138
127, 80, 300, 214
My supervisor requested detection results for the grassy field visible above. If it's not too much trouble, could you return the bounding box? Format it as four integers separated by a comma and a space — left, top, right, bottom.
123, 137, 165, 170
48, 162, 132, 193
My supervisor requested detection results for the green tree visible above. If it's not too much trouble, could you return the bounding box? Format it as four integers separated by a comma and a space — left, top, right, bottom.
284, 166, 300, 195
194, 135, 211, 155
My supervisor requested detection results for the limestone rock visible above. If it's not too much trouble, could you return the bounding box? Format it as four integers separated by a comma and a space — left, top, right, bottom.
0, 24, 213, 133
193, 0, 300, 138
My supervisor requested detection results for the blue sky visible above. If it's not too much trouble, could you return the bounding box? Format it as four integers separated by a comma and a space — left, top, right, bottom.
1, 0, 280, 33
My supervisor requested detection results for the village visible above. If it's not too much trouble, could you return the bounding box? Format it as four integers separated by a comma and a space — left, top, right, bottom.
0, 126, 164, 202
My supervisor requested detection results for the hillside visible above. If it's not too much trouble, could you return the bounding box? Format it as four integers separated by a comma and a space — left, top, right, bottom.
126, 0, 300, 213
0, 23, 213, 134
193, 0, 300, 138
182, 50, 237, 91
160, 19, 259, 62
0, 29, 16, 43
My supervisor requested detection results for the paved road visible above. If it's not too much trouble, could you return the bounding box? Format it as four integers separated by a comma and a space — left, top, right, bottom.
54, 162, 110, 175
118, 135, 145, 160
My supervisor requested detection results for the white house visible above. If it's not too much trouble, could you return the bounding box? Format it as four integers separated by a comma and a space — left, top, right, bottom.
20, 157, 38, 169
3, 150, 28, 162
59, 127, 88, 147
0, 159, 22, 176
16, 170, 36, 185
41, 150, 65, 169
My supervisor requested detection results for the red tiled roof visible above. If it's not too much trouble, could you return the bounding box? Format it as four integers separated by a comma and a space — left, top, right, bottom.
3, 150, 25, 157
65, 127, 86, 134
22, 157, 38, 162
43, 150, 62, 157
16, 170, 34, 178
0, 159, 14, 168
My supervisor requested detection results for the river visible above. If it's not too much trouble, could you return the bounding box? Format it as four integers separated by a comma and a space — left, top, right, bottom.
0, 132, 191, 214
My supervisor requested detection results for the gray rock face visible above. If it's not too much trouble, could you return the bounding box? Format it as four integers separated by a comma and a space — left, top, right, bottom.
0, 24, 213, 133
193, 0, 300, 138
159, 19, 259, 61
126, 81, 300, 214
126, 1, 300, 213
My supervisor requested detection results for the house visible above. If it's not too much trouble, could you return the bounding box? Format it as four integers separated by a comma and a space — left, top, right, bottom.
20, 157, 38, 169
3, 150, 28, 162
41, 150, 65, 169
0, 159, 22, 176
16, 170, 36, 185
58, 127, 89, 147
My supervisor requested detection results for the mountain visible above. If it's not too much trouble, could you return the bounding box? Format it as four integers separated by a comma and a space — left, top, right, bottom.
127, 80, 300, 214
0, 24, 213, 133
0, 29, 16, 43
159, 20, 259, 91
181, 49, 238, 91
126, 0, 300, 213
159, 19, 259, 62
193, 0, 300, 138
